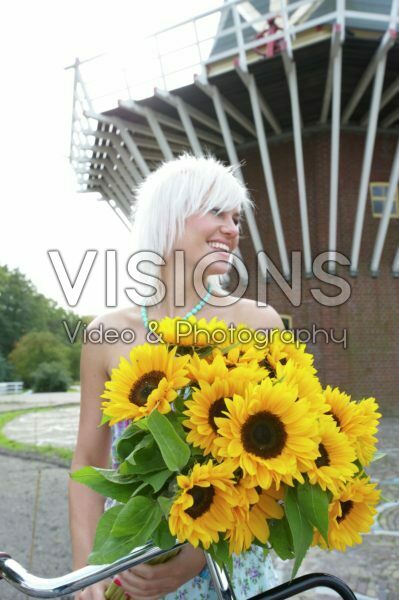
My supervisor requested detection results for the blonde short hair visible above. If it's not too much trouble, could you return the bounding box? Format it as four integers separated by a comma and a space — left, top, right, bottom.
131, 154, 253, 303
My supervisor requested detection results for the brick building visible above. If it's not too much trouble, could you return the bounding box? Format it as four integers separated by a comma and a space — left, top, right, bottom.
69, 1, 399, 412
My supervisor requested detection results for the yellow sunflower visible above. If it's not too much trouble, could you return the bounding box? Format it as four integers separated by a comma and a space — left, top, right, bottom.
323, 386, 365, 445
187, 351, 266, 386
155, 315, 228, 347
354, 397, 381, 467
168, 461, 238, 549
101, 344, 190, 424
275, 359, 328, 416
261, 330, 317, 376
183, 374, 251, 457
210, 322, 266, 365
306, 416, 358, 495
214, 379, 320, 489
314, 476, 381, 551
226, 478, 284, 553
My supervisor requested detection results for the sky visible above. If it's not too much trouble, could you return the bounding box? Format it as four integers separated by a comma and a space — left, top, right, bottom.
0, 0, 220, 317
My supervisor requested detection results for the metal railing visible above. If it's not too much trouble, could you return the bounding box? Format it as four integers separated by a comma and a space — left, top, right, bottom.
0, 381, 23, 394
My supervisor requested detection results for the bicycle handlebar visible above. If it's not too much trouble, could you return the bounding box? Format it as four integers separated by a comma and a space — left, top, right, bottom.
0, 542, 187, 598
0, 544, 358, 600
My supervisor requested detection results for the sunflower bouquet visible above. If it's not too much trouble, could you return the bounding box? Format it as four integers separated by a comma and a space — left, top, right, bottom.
71, 316, 382, 597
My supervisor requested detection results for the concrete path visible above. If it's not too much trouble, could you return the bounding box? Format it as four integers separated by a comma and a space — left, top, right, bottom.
0, 455, 72, 600
4, 406, 79, 449
0, 391, 80, 413
0, 392, 398, 599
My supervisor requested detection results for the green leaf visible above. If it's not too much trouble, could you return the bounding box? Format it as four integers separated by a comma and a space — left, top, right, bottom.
296, 481, 329, 544
141, 469, 173, 492
158, 495, 174, 518
99, 412, 112, 426
220, 342, 240, 355
135, 417, 149, 430
207, 538, 233, 576
147, 410, 190, 472
371, 451, 386, 462
116, 427, 146, 461
285, 486, 313, 578
91, 505, 123, 552
70, 466, 138, 503
268, 517, 294, 560
89, 534, 139, 565
126, 439, 167, 474
111, 496, 162, 541
151, 519, 176, 550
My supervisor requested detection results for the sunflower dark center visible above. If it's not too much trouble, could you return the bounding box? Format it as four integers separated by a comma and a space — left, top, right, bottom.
259, 357, 276, 378
326, 410, 341, 428
128, 370, 164, 406
337, 500, 354, 523
186, 485, 215, 519
208, 398, 228, 433
241, 411, 287, 459
315, 443, 330, 467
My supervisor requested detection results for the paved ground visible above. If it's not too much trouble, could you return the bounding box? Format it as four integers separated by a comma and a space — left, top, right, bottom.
0, 391, 80, 413
0, 393, 398, 599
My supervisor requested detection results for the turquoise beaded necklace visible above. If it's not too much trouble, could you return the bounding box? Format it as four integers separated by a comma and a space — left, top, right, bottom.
140, 286, 212, 331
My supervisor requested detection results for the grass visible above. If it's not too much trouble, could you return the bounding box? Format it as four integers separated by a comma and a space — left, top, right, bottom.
0, 405, 74, 464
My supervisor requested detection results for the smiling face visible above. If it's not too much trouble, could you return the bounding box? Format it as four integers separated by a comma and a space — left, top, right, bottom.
174, 206, 242, 276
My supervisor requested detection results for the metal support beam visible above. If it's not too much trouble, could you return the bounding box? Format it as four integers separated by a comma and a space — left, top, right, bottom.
320, 24, 344, 124
119, 99, 224, 148
153, 90, 203, 157
97, 181, 133, 230
342, 28, 397, 125
235, 63, 290, 279
83, 129, 143, 183
381, 106, 399, 128
154, 87, 245, 145
282, 52, 312, 276
195, 77, 256, 137
350, 52, 389, 275
327, 26, 344, 273
194, 73, 268, 278
370, 137, 399, 275
86, 111, 151, 177
118, 99, 174, 161
81, 159, 133, 212
361, 76, 399, 126
392, 246, 399, 276
77, 146, 137, 192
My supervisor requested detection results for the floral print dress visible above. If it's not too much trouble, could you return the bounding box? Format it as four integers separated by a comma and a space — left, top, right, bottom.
107, 420, 281, 600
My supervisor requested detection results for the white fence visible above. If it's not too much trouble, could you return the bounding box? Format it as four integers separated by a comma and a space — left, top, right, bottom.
0, 382, 23, 395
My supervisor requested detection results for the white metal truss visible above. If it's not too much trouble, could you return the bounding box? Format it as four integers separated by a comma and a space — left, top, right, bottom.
393, 246, 399, 276
370, 137, 399, 275
118, 100, 174, 161
361, 76, 399, 126
195, 73, 268, 279
235, 63, 290, 279
381, 107, 399, 128
154, 89, 204, 157
154, 88, 246, 145
282, 50, 312, 276
119, 98, 225, 149
341, 30, 397, 125
320, 16, 345, 273
349, 0, 399, 274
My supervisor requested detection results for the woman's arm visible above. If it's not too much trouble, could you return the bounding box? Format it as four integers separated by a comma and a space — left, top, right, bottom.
68, 328, 113, 597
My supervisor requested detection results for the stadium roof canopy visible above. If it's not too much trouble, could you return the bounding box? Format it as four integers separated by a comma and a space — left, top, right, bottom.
68, 0, 399, 277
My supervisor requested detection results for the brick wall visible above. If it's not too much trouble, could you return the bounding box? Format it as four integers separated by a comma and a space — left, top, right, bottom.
235, 131, 399, 414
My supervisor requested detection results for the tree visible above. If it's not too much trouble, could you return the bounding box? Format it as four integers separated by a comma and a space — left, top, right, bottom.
9, 331, 71, 388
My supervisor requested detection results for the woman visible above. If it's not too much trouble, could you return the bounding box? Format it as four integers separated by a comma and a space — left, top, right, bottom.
69, 154, 284, 599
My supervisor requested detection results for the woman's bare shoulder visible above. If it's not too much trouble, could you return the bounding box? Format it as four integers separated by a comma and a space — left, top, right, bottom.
87, 306, 141, 331
229, 297, 284, 331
